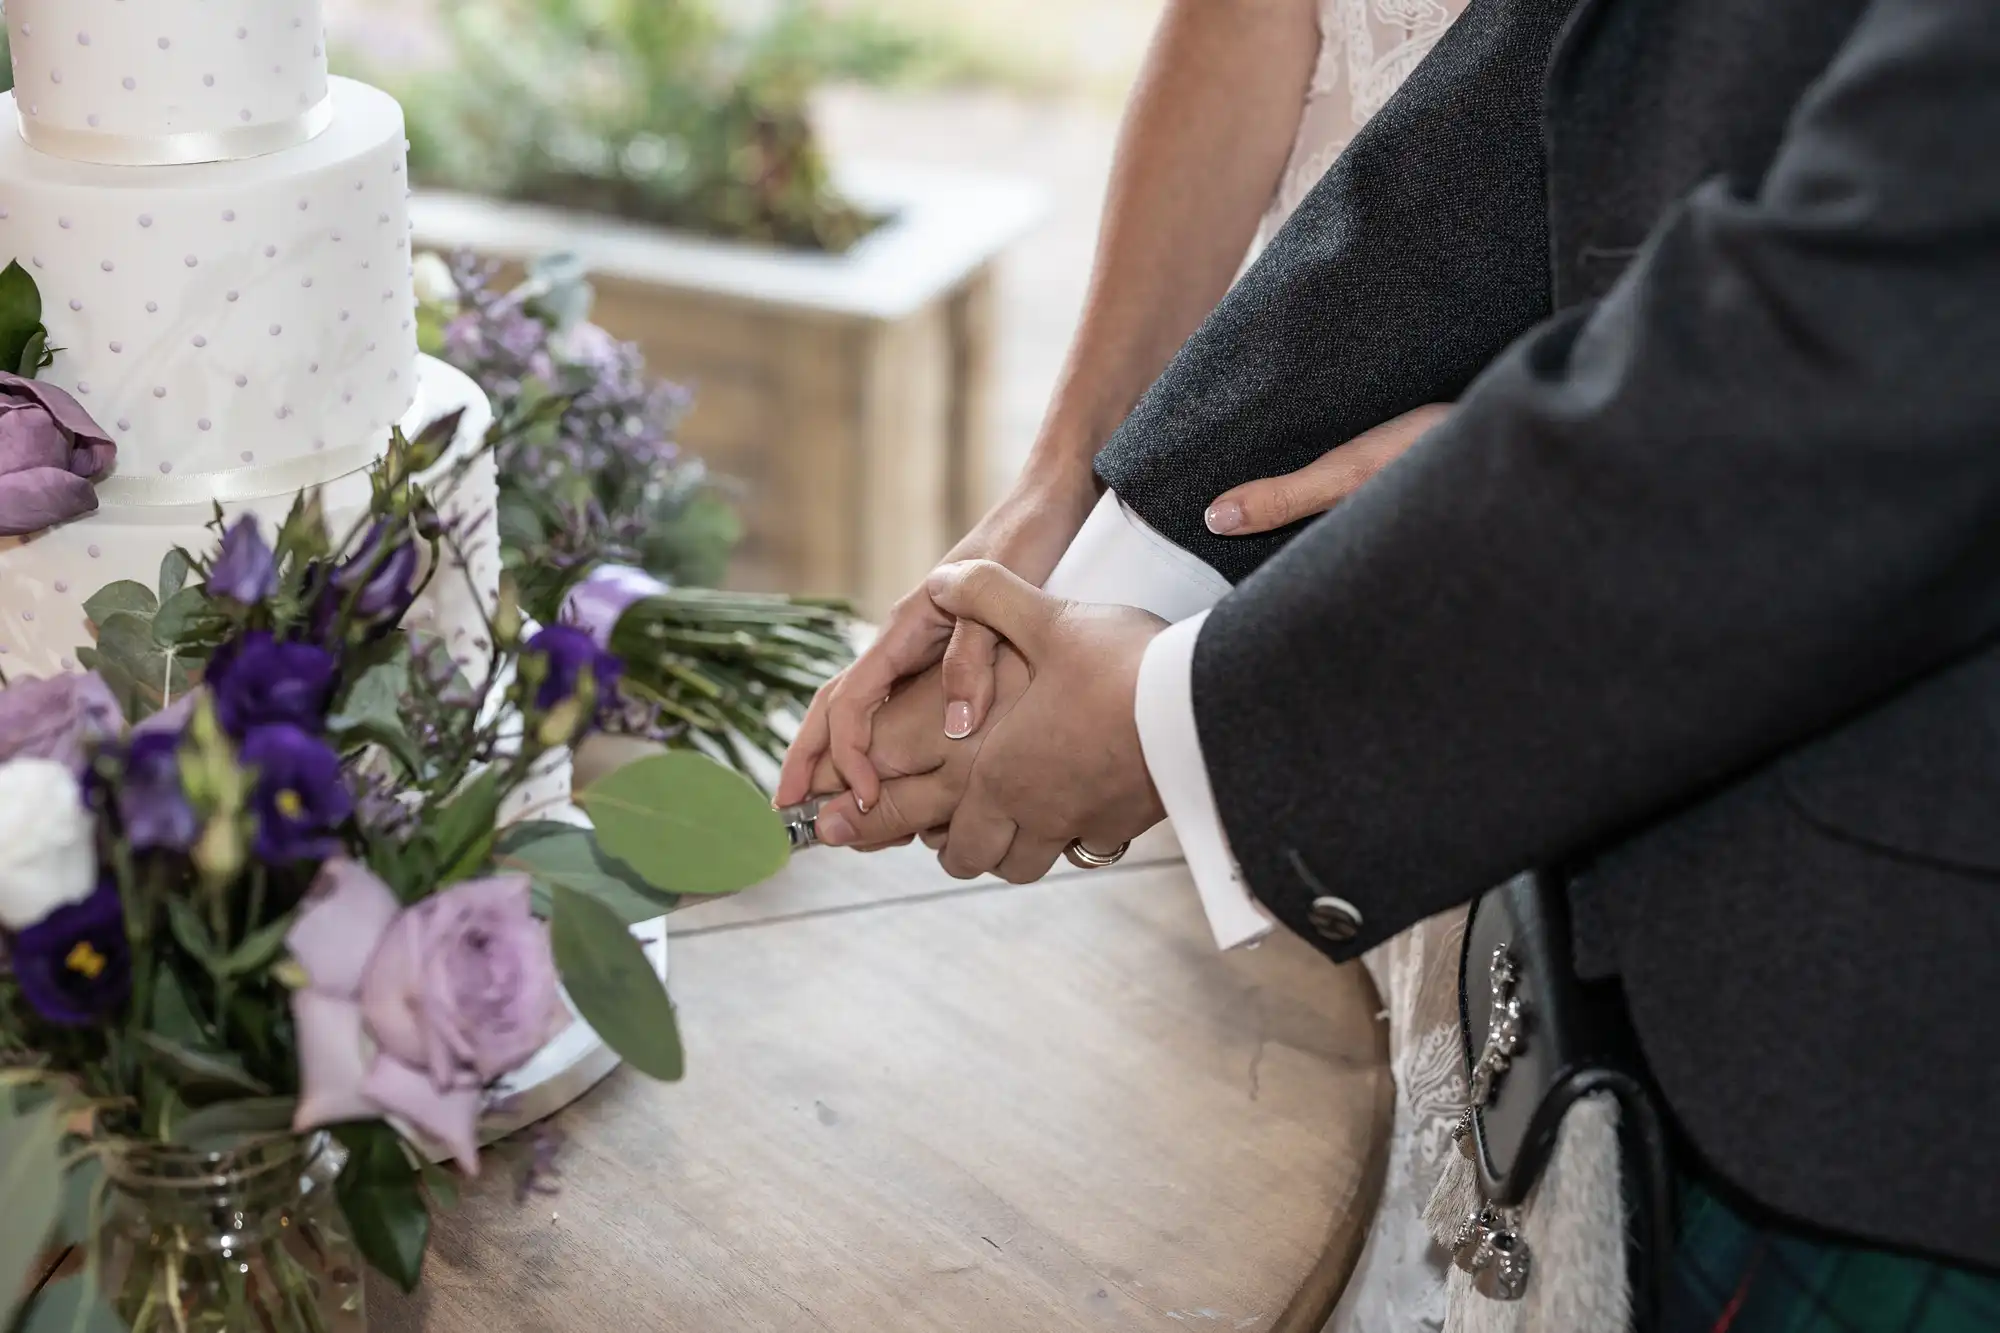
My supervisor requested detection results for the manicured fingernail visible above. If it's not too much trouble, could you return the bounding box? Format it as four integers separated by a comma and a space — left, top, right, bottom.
817, 810, 855, 846
1205, 501, 1243, 535
945, 701, 973, 739
855, 796, 870, 814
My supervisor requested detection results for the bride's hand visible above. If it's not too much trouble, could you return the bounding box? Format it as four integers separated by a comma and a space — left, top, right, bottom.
1203, 403, 1453, 536
801, 648, 1033, 851
774, 465, 1098, 812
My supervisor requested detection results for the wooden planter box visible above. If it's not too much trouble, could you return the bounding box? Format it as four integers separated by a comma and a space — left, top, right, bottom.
411, 163, 1046, 617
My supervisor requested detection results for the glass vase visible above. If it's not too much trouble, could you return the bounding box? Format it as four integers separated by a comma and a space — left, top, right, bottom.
98, 1133, 366, 1333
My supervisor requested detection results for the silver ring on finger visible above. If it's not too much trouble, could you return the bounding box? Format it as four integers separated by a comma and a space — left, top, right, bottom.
1063, 839, 1130, 870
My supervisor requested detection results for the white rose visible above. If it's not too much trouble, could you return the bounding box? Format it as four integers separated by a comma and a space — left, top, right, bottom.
411, 252, 458, 311
0, 758, 98, 930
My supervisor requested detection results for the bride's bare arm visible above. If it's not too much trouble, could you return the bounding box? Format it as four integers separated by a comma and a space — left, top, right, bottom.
775, 0, 1320, 812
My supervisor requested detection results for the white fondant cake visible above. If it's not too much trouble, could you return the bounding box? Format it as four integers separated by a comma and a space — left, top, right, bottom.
0, 78, 416, 485
0, 6, 613, 1141
6, 1, 330, 164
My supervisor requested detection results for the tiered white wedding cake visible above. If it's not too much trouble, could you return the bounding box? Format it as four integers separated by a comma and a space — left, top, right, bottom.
0, 4, 641, 1131
0, 0, 500, 688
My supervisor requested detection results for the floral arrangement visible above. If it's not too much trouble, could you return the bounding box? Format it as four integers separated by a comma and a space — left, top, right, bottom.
0, 398, 793, 1329
418, 251, 853, 776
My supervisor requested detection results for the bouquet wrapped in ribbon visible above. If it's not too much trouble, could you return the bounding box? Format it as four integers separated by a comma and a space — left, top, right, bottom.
0, 421, 792, 1333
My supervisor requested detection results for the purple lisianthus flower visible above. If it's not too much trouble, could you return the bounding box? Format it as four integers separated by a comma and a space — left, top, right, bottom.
524, 624, 622, 715
560, 564, 667, 649
13, 878, 131, 1026
205, 516, 278, 605
205, 631, 338, 737
288, 861, 568, 1172
336, 522, 421, 621
118, 728, 199, 851
240, 724, 352, 863
0, 373, 117, 537
0, 672, 124, 770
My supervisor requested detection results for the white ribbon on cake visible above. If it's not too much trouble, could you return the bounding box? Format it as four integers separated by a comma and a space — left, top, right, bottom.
93, 437, 386, 509
15, 96, 336, 168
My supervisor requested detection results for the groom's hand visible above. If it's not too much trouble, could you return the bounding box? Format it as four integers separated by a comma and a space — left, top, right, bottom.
816, 562, 1169, 883
806, 648, 1033, 850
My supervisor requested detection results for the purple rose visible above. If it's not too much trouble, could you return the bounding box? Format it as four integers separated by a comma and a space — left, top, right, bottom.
118, 729, 199, 851
206, 632, 338, 737
288, 861, 569, 1172
0, 373, 116, 536
560, 564, 667, 649
239, 724, 351, 863
205, 516, 278, 605
0, 672, 124, 770
523, 624, 622, 715
13, 878, 131, 1027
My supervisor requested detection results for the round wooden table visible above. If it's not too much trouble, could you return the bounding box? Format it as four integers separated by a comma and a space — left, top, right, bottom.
372, 834, 1391, 1333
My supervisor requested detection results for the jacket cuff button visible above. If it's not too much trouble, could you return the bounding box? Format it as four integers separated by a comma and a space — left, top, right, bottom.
1308, 894, 1362, 943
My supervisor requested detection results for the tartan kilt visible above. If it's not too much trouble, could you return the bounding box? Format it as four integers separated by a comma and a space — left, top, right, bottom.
1661, 1179, 2000, 1333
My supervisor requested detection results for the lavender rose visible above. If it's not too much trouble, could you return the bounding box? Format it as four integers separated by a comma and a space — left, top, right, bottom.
0, 373, 116, 536
0, 672, 124, 770
288, 861, 569, 1170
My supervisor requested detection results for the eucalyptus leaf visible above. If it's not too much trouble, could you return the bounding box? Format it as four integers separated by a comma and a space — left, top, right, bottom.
16, 1274, 125, 1333
157, 548, 195, 604
92, 612, 193, 721
134, 1033, 270, 1101
0, 1100, 65, 1330
81, 581, 157, 627
495, 821, 676, 924
150, 586, 217, 648
550, 885, 683, 1081
0, 258, 44, 377
577, 751, 788, 896
333, 1122, 429, 1294
328, 643, 420, 774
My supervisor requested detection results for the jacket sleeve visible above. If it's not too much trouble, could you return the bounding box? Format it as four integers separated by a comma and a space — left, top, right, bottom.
1190, 0, 2000, 956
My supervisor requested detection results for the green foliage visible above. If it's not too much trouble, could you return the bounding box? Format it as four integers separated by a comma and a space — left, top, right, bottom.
549, 885, 684, 1081
0, 1099, 65, 1331
385, 0, 916, 252
606, 586, 854, 777
333, 1124, 430, 1295
0, 259, 52, 379
577, 751, 790, 896
495, 820, 677, 923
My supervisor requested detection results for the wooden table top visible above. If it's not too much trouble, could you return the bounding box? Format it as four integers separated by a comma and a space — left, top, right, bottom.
371, 838, 1391, 1333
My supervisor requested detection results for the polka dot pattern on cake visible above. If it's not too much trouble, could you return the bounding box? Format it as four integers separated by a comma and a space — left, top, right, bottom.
0, 79, 418, 483
4, 0, 330, 162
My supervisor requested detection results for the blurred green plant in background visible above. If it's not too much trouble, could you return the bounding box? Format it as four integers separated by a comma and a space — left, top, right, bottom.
383, 0, 947, 253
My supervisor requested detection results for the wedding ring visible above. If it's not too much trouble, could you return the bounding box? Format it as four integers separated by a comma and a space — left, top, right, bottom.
1063, 839, 1130, 870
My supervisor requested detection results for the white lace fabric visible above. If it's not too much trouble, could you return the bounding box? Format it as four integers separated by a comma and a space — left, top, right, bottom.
1245, 1, 1472, 1328
1259, 0, 1465, 248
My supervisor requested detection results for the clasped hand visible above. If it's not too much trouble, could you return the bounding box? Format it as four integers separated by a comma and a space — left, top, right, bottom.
792, 563, 1169, 883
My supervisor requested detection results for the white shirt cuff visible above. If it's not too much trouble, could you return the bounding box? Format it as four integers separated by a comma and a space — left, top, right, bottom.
1136, 613, 1276, 950
1042, 493, 1274, 951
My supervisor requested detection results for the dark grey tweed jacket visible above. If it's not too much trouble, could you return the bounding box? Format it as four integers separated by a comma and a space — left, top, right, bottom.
1096, 0, 2000, 1274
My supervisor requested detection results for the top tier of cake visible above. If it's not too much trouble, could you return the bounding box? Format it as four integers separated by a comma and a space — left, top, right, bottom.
6, 1, 330, 166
